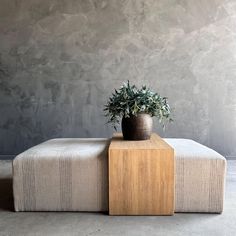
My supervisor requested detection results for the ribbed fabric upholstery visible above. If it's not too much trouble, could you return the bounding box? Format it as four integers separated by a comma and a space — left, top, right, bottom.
164, 138, 226, 213
13, 138, 226, 213
13, 138, 109, 212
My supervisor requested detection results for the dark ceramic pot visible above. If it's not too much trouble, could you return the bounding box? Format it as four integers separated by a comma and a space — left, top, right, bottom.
121, 113, 153, 140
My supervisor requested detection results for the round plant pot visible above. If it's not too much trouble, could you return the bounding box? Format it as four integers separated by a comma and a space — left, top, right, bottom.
121, 113, 153, 140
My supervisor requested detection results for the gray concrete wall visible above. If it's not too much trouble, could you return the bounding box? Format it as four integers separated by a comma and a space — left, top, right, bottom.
1, 0, 236, 159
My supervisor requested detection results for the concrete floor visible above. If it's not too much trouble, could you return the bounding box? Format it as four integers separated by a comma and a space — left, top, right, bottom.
0, 161, 235, 236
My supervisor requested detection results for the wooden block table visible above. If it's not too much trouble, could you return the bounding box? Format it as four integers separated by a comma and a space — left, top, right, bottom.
108, 133, 175, 215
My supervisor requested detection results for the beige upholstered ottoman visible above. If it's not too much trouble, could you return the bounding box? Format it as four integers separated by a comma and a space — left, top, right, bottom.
13, 138, 109, 211
13, 137, 226, 213
165, 138, 226, 213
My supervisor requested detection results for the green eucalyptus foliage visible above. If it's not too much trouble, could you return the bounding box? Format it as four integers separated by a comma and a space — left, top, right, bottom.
104, 81, 173, 130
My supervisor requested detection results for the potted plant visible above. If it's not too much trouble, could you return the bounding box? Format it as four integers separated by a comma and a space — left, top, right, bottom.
104, 81, 172, 140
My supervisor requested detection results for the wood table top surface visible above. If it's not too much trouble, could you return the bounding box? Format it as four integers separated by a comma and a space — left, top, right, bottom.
109, 133, 174, 150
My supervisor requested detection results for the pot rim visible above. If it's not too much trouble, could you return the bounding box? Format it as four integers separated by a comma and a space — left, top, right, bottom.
122, 113, 152, 118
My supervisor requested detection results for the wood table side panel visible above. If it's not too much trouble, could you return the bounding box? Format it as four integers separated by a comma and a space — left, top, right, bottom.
109, 148, 174, 215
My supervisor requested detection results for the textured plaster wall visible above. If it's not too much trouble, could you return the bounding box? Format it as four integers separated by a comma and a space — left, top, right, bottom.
1, 0, 236, 159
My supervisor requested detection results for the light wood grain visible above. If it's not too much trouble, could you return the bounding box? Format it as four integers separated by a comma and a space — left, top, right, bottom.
109, 133, 175, 215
